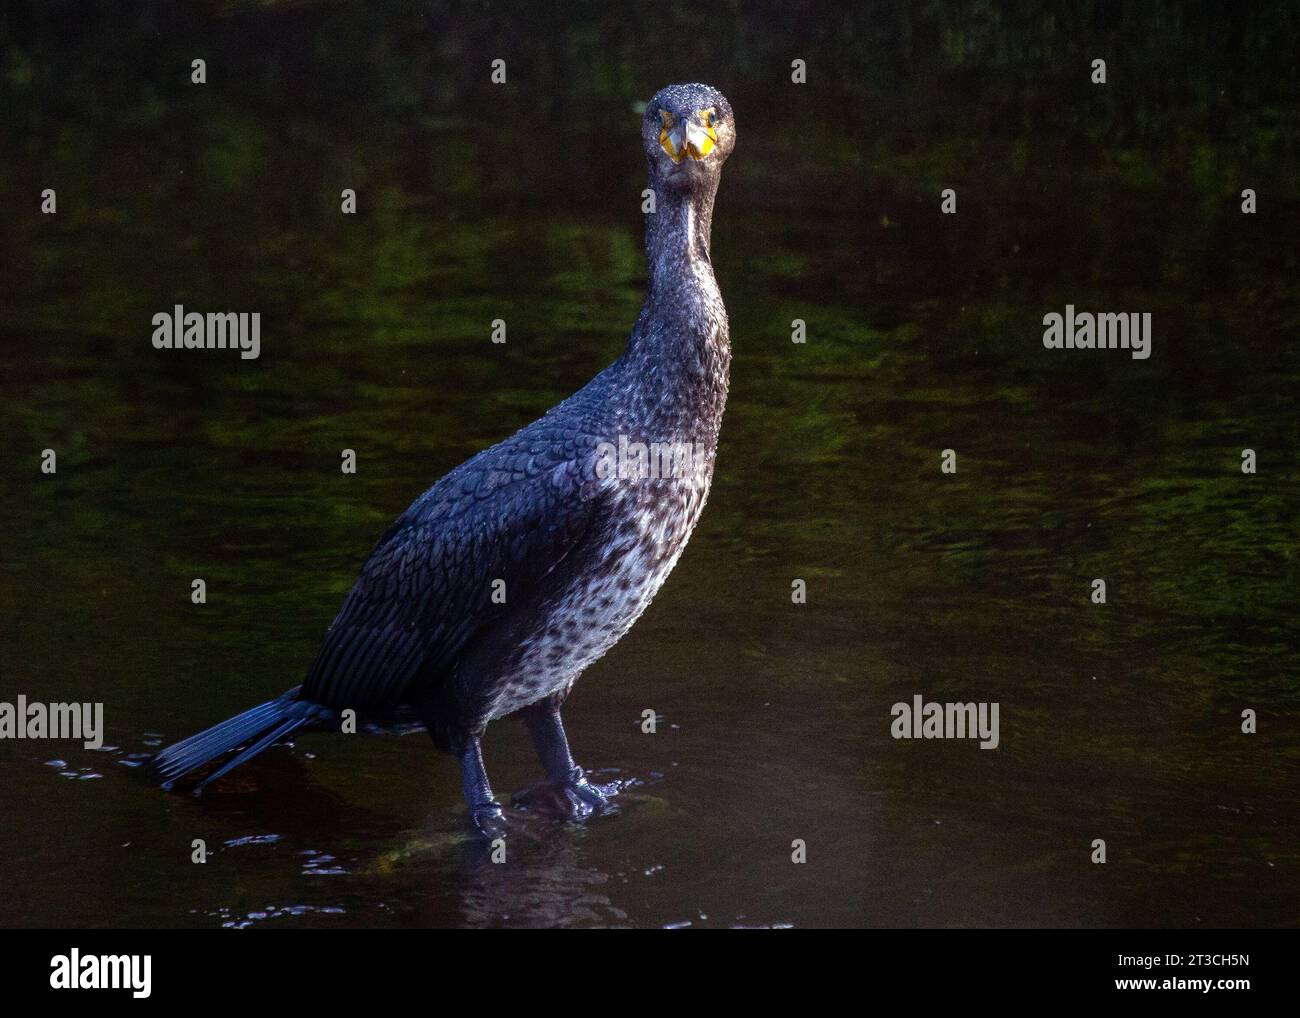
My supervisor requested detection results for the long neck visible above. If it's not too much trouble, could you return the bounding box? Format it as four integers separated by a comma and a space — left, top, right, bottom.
618, 173, 730, 438
645, 182, 715, 278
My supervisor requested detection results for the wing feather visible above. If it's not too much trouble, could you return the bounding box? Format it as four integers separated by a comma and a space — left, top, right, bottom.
302, 427, 610, 712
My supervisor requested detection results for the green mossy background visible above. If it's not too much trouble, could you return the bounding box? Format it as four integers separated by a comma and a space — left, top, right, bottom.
0, 1, 1295, 927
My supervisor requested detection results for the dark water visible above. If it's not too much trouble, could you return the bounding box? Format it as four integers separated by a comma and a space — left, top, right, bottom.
1, 2, 1297, 927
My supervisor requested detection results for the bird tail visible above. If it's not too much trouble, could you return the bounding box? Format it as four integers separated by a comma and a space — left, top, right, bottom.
154, 685, 327, 792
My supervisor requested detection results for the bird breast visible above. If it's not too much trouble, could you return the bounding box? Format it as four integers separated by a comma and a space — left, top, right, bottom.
486, 465, 714, 720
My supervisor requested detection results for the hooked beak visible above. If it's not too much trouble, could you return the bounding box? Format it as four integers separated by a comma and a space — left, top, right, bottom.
660, 110, 717, 164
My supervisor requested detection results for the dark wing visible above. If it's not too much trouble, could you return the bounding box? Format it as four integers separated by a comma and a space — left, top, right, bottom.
302, 426, 610, 711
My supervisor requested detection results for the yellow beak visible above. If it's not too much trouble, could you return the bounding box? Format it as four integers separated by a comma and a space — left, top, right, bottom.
660, 111, 717, 164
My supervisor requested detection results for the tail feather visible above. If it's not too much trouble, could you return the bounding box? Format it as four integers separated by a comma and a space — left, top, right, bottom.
192, 717, 309, 791
154, 686, 325, 790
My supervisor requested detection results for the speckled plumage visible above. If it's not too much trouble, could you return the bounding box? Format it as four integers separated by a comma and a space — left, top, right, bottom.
156, 83, 736, 829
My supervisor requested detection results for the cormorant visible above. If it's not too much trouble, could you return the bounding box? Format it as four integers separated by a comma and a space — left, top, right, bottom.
155, 83, 736, 835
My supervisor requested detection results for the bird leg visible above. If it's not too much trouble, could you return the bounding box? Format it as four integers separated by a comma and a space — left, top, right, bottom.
459, 737, 506, 838
512, 701, 617, 818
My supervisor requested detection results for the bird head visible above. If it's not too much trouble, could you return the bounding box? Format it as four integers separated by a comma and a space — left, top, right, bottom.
642, 83, 735, 193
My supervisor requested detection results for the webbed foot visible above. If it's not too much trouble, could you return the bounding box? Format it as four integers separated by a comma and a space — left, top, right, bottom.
469, 799, 509, 839
511, 767, 618, 819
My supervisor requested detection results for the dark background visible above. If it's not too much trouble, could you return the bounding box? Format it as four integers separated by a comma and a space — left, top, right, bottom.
0, 1, 1296, 927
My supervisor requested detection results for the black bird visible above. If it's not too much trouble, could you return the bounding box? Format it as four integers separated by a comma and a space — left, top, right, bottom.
155, 83, 736, 834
